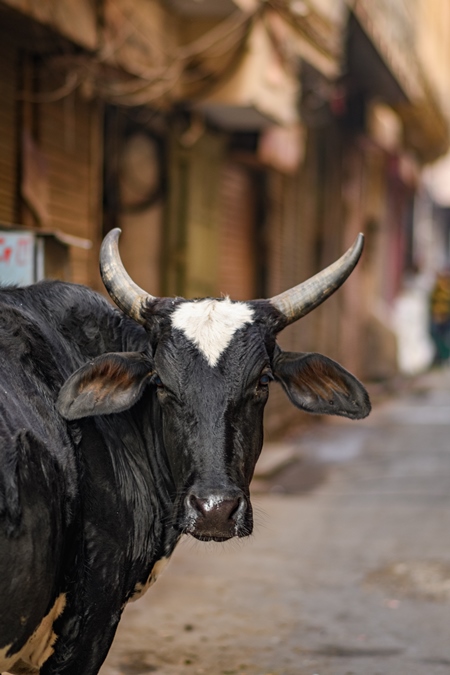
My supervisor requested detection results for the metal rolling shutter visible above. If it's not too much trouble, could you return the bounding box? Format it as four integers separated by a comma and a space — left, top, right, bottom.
38, 71, 103, 288
218, 161, 257, 301
0, 35, 18, 223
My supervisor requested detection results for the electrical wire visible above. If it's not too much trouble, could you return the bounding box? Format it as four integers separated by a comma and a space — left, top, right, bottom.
18, 71, 80, 103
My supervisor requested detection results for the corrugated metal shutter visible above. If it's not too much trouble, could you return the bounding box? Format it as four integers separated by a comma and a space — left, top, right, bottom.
267, 170, 284, 297
218, 162, 256, 301
0, 35, 18, 223
38, 71, 103, 288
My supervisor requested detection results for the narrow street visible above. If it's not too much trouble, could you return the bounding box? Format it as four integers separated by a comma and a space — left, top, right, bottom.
101, 370, 450, 675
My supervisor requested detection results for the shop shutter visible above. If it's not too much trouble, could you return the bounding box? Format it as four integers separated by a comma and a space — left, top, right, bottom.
0, 35, 18, 223
38, 71, 103, 288
218, 161, 257, 301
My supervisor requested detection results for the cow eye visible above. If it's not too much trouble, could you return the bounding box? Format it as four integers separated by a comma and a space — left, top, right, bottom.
152, 374, 164, 388
259, 373, 272, 386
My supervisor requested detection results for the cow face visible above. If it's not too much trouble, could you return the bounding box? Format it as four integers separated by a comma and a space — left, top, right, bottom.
147, 298, 273, 541
57, 292, 370, 542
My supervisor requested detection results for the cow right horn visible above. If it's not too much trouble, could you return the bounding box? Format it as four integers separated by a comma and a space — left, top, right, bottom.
100, 228, 152, 325
269, 233, 364, 324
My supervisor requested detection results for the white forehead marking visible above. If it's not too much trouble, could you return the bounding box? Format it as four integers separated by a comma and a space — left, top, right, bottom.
171, 298, 254, 367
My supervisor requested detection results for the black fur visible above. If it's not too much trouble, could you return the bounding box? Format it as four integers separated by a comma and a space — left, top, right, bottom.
0, 282, 370, 674
0, 282, 173, 674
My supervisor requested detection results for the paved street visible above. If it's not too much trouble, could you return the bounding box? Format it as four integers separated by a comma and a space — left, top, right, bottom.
101, 370, 450, 675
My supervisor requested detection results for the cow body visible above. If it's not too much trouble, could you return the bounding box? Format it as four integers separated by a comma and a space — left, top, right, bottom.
0, 232, 370, 674
0, 282, 177, 674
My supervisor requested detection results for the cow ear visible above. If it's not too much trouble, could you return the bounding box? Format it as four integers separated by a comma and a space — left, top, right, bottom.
57, 352, 153, 420
273, 350, 371, 419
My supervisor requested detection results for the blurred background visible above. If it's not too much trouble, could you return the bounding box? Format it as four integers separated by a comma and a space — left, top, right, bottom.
1, 0, 450, 436
3, 3, 450, 671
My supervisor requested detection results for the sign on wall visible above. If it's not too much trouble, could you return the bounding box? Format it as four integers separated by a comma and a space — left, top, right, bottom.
0, 232, 36, 286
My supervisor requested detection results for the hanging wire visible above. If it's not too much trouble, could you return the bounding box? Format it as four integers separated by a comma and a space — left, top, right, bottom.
89, 6, 255, 106
178, 9, 255, 59
17, 0, 284, 108
107, 0, 178, 60
18, 71, 80, 103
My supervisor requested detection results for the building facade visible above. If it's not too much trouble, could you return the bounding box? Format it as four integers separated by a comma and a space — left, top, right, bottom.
0, 0, 449, 432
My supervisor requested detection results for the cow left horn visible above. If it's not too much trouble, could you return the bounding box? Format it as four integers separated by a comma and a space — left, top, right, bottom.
100, 228, 152, 325
269, 233, 364, 324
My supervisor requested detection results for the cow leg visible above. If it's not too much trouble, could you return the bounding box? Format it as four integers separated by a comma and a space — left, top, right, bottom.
40, 602, 123, 675
40, 529, 127, 674
0, 432, 68, 675
42, 630, 122, 675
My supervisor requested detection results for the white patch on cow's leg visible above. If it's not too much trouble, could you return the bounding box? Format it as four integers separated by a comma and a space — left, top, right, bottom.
171, 298, 254, 367
129, 556, 171, 602
0, 593, 66, 674
0, 645, 16, 674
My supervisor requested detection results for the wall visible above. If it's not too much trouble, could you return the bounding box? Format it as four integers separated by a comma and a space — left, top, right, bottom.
165, 129, 225, 298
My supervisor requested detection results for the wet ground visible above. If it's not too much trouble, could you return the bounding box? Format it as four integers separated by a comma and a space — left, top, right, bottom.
100, 369, 450, 675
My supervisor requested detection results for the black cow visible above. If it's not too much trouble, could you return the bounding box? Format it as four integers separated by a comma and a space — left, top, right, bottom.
0, 230, 370, 674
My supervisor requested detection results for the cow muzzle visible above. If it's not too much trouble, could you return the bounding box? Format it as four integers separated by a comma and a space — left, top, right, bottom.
182, 487, 250, 541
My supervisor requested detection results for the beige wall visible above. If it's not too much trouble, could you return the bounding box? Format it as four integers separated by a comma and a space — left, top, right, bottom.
415, 0, 450, 119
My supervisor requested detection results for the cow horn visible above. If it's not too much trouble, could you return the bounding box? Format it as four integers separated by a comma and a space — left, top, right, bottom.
269, 233, 364, 324
100, 228, 152, 325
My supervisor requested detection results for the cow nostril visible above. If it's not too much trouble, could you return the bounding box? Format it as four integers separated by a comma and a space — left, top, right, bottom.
233, 495, 247, 520
187, 494, 204, 517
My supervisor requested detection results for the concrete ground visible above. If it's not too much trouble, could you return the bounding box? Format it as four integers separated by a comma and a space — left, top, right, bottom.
100, 369, 450, 675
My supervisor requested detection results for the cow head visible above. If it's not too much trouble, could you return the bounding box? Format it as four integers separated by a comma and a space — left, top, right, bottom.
58, 230, 370, 542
